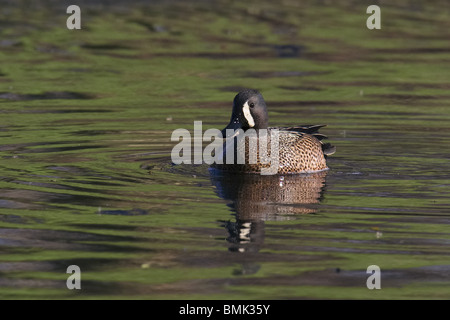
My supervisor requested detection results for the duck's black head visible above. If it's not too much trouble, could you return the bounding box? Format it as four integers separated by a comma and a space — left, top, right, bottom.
221, 89, 269, 137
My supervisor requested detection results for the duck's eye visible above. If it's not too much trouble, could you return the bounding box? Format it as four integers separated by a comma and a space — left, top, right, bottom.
249, 102, 255, 108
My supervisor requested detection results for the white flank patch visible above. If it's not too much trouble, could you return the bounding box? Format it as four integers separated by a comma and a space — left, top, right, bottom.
242, 101, 255, 127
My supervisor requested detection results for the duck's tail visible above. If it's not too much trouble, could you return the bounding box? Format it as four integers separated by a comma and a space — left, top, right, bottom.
280, 124, 336, 156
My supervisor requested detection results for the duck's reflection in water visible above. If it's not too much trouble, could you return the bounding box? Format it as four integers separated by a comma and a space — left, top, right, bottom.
210, 169, 328, 253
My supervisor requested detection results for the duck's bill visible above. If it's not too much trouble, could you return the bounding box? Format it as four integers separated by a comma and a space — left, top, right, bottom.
221, 117, 242, 138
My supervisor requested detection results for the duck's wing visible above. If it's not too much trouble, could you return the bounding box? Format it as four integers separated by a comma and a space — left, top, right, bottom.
276, 124, 328, 140
273, 124, 336, 156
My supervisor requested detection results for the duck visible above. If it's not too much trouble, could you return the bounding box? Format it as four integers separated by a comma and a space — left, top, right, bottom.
212, 89, 335, 174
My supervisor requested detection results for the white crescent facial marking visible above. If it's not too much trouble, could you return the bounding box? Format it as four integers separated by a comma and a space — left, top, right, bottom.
243, 101, 255, 127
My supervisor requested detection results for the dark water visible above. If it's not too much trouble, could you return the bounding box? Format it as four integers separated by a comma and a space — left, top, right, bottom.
0, 1, 449, 299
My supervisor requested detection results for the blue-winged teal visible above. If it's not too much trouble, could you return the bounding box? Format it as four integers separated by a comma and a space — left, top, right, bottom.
213, 89, 335, 174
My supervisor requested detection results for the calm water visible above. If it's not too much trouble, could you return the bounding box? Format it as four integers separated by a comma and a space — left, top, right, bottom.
0, 1, 449, 299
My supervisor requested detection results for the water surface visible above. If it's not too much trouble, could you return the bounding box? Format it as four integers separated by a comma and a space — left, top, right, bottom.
0, 0, 449, 299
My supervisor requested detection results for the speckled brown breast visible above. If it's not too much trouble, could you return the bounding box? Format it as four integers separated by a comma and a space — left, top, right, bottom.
213, 129, 328, 174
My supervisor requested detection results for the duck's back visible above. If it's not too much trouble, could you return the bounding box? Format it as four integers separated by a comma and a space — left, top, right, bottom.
214, 126, 331, 174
